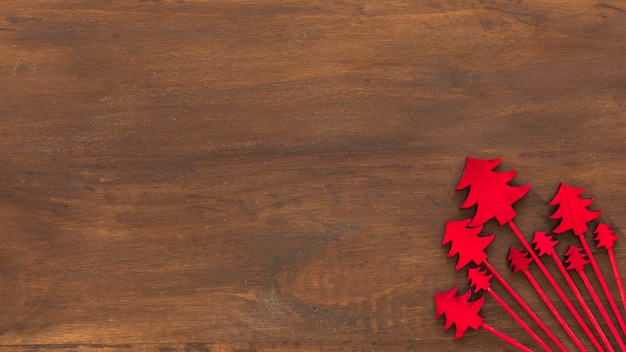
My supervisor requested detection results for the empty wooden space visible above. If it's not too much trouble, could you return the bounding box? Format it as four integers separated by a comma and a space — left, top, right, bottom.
1, 1, 626, 351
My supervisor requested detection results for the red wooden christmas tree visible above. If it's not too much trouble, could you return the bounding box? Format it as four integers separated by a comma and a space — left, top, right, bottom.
435, 286, 485, 340
442, 219, 494, 270
550, 183, 601, 235
456, 157, 530, 227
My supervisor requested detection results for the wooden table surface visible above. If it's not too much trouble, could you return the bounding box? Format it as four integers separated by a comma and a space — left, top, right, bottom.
2, 1, 626, 351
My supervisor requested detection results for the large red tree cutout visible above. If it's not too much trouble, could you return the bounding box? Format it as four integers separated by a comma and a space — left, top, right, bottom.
564, 246, 590, 272
549, 183, 601, 235
467, 267, 492, 293
442, 219, 494, 270
595, 222, 626, 318
435, 286, 484, 339
456, 157, 530, 227
532, 231, 558, 257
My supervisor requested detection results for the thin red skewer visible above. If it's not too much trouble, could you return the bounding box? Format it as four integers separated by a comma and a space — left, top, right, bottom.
481, 322, 534, 352
580, 237, 626, 336
608, 251, 626, 314
509, 221, 604, 350
594, 223, 626, 316
483, 260, 566, 351
564, 245, 626, 350
508, 248, 590, 352
533, 231, 618, 351
468, 267, 553, 352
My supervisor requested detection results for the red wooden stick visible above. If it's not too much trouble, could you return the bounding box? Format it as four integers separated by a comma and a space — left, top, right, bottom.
483, 260, 566, 351
435, 286, 533, 352
508, 248, 590, 352
564, 245, 626, 351
594, 223, 626, 316
468, 267, 553, 352
580, 237, 626, 336
509, 222, 603, 350
533, 231, 618, 351
481, 322, 534, 352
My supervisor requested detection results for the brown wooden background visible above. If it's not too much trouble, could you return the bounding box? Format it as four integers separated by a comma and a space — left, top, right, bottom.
1, 1, 626, 351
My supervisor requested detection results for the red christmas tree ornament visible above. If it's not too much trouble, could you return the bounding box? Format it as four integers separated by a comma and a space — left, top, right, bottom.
550, 184, 601, 235
594, 222, 626, 316
442, 219, 494, 270
507, 248, 590, 351
533, 232, 617, 351
467, 267, 493, 293
435, 286, 532, 351
564, 245, 626, 350
549, 184, 626, 337
467, 267, 553, 351
456, 157, 530, 227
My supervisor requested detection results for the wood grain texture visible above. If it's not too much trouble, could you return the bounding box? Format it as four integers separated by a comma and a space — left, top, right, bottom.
1, 0, 626, 351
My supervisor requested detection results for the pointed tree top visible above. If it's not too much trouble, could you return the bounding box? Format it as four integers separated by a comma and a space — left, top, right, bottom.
435, 286, 485, 339
594, 222, 619, 250
467, 266, 492, 293
456, 157, 530, 227
507, 248, 532, 274
549, 183, 601, 236
532, 231, 558, 257
442, 218, 494, 270
564, 246, 590, 272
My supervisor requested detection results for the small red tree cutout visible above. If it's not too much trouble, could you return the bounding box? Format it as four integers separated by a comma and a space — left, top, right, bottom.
507, 248, 532, 274
532, 231, 558, 257
442, 219, 494, 270
595, 222, 626, 316
550, 183, 601, 235
533, 232, 617, 350
456, 157, 530, 227
564, 246, 590, 272
467, 267, 492, 293
507, 248, 588, 351
435, 286, 532, 352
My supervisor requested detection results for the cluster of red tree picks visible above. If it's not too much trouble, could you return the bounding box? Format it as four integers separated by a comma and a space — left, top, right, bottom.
436, 157, 626, 352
